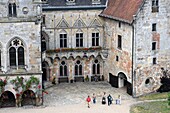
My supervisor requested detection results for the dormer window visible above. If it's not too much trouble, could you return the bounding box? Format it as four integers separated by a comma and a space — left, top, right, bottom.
66, 0, 76, 5
92, 0, 101, 4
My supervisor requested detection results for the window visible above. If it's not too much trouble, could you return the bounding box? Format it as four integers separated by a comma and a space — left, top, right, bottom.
76, 33, 83, 47
117, 35, 122, 49
42, 15, 46, 26
60, 33, 67, 48
152, 42, 156, 50
152, 23, 156, 31
8, 3, 17, 17
92, 32, 99, 46
92, 59, 100, 75
41, 34, 46, 52
152, 0, 159, 12
60, 61, 67, 76
92, 0, 101, 4
9, 39, 25, 67
119, 22, 121, 28
75, 60, 82, 76
66, 0, 76, 5
116, 56, 119, 61
153, 57, 157, 64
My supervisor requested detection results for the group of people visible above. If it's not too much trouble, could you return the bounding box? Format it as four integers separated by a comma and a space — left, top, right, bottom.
86, 92, 121, 108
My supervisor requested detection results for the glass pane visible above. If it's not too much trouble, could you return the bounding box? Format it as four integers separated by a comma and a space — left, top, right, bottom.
92, 33, 95, 37
75, 65, 78, 75
97, 64, 100, 74
96, 38, 99, 46
80, 33, 83, 38
93, 64, 96, 74
8, 4, 12, 17
13, 3, 17, 17
80, 39, 83, 47
60, 66, 63, 76
92, 38, 95, 46
76, 39, 79, 47
41, 42, 46, 52
79, 65, 82, 75
64, 39, 67, 47
96, 33, 99, 37
60, 39, 63, 48
64, 66, 67, 76
9, 47, 16, 66
18, 47, 25, 65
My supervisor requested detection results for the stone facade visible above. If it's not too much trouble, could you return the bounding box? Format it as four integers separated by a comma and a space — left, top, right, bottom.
42, 0, 170, 97
132, 0, 170, 96
42, 1, 107, 83
0, 0, 42, 107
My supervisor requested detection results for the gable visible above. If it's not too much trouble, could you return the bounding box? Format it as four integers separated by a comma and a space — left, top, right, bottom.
73, 18, 86, 28
57, 19, 69, 28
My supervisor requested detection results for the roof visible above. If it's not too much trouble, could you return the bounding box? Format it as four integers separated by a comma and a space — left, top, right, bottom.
100, 0, 144, 24
43, 0, 107, 11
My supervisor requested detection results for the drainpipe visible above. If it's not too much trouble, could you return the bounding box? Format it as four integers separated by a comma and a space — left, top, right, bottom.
132, 15, 136, 98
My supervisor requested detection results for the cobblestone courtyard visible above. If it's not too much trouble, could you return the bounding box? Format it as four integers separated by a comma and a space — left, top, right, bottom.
44, 81, 133, 106
0, 81, 136, 113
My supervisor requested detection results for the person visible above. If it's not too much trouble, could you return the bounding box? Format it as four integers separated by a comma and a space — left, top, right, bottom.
52, 75, 56, 85
86, 96, 91, 108
118, 95, 121, 105
102, 92, 106, 105
92, 93, 96, 104
107, 94, 113, 106
102, 96, 106, 105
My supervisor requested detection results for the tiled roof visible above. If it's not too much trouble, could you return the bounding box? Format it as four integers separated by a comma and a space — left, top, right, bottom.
44, 0, 107, 7
100, 0, 144, 24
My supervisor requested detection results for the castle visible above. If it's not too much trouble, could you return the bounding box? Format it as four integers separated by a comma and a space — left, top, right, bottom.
0, 0, 169, 107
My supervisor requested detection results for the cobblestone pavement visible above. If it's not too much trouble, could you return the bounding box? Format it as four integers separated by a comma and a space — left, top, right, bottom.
43, 81, 134, 106
0, 81, 136, 113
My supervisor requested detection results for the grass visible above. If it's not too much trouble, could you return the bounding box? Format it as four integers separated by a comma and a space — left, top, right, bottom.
138, 92, 169, 101
130, 101, 170, 113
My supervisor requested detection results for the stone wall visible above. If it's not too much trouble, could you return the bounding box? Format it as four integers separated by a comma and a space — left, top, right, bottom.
133, 0, 170, 96
103, 18, 133, 83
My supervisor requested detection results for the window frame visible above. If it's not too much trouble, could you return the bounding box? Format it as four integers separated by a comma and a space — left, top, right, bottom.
117, 35, 122, 49
8, 3, 17, 17
76, 32, 83, 47
60, 33, 67, 48
152, 42, 156, 50
60, 61, 68, 76
92, 32, 100, 47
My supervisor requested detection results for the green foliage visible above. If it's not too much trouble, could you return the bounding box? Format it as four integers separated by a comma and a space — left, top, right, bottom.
130, 101, 170, 113
168, 93, 170, 106
138, 92, 169, 101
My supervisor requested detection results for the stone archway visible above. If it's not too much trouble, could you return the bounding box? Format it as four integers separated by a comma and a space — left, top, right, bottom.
21, 90, 36, 106
42, 61, 50, 82
0, 91, 16, 108
118, 72, 132, 95
118, 72, 127, 88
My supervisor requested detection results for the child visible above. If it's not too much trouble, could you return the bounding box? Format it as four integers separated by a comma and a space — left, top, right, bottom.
86, 96, 91, 108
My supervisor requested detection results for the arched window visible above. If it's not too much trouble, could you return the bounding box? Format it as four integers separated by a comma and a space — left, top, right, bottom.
92, 59, 100, 75
18, 47, 24, 65
75, 60, 82, 76
60, 61, 67, 76
8, 2, 17, 17
41, 35, 46, 52
9, 39, 25, 67
9, 47, 16, 66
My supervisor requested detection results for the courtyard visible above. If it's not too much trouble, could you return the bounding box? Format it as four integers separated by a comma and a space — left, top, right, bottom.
0, 81, 136, 113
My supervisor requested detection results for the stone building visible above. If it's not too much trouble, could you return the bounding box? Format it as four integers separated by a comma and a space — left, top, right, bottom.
100, 0, 170, 97
42, 0, 108, 83
42, 0, 170, 97
0, 0, 42, 107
